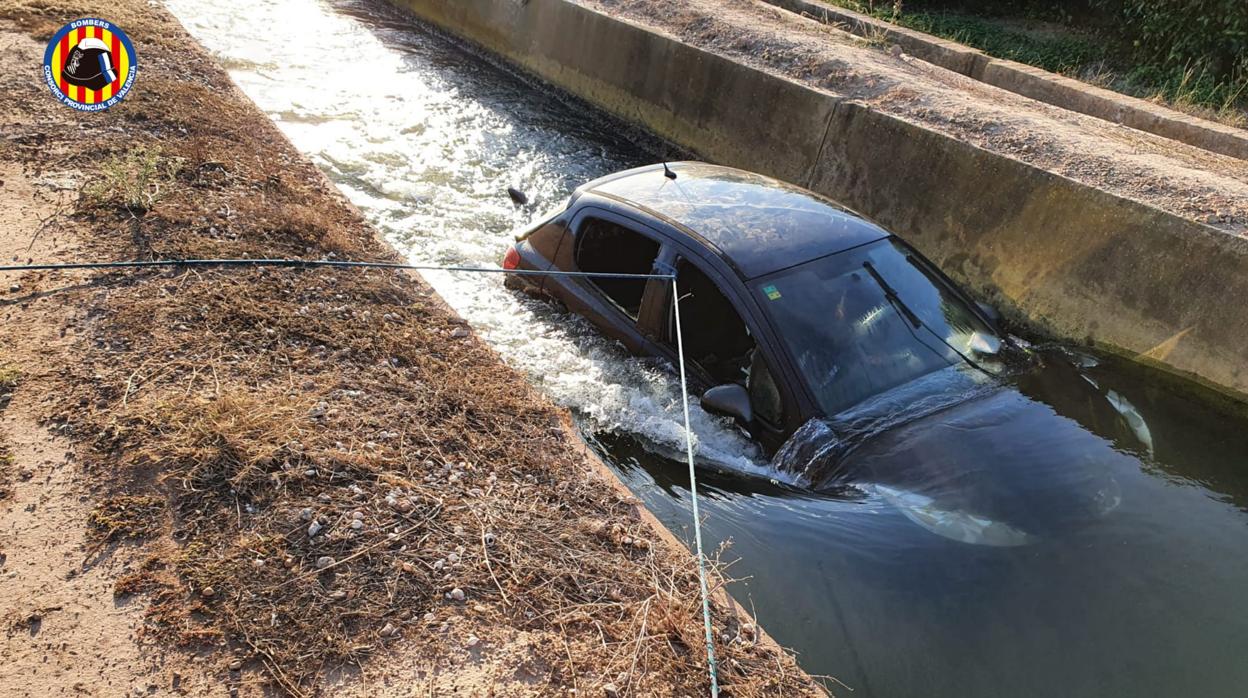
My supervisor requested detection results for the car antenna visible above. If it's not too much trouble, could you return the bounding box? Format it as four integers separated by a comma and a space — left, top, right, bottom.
662, 162, 677, 180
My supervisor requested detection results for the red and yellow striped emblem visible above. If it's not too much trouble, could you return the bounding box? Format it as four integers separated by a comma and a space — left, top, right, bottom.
43, 19, 137, 111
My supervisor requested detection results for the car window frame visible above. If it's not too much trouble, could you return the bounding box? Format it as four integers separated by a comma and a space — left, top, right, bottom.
747, 234, 1003, 422
647, 242, 800, 441
568, 206, 670, 333
888, 237, 1004, 335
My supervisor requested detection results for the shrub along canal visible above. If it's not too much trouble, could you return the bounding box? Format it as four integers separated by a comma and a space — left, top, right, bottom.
165, 0, 1248, 695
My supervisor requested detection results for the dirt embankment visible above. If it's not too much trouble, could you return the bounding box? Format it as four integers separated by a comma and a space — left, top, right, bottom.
588, 0, 1248, 234
0, 2, 822, 695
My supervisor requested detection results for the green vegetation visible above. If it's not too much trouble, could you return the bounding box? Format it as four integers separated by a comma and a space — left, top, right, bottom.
0, 447, 11, 501
893, 10, 1102, 72
84, 146, 186, 214
1105, 0, 1245, 79
0, 365, 21, 391
833, 0, 1248, 126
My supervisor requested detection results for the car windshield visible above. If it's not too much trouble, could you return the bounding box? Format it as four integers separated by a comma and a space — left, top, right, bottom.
756, 238, 1003, 416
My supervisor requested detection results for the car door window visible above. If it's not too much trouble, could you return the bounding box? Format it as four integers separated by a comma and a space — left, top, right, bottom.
665, 258, 784, 426
748, 350, 783, 427
574, 217, 660, 320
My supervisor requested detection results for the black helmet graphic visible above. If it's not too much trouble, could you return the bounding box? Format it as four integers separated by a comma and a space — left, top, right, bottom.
63, 38, 117, 91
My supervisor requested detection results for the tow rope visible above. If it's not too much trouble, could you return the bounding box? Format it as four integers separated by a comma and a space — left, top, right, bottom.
1, 257, 722, 695
671, 276, 721, 696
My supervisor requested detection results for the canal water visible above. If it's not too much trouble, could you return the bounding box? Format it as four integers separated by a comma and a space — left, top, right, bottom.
165, 0, 1248, 695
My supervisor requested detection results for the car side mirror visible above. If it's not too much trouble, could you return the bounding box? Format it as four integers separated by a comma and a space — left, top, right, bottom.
701, 384, 752, 424
976, 301, 1001, 324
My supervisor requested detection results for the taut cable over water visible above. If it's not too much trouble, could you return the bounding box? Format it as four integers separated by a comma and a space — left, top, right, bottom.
0, 256, 724, 694
671, 276, 721, 696
0, 258, 672, 280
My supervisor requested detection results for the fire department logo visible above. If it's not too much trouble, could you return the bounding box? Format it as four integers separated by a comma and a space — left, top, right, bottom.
43, 18, 137, 111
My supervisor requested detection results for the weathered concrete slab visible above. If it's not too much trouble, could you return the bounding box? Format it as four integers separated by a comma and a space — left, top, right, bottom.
761, 0, 1248, 161
387, 0, 1248, 400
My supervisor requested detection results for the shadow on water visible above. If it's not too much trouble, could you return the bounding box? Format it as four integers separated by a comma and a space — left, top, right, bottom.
164, 0, 1248, 695
601, 348, 1248, 698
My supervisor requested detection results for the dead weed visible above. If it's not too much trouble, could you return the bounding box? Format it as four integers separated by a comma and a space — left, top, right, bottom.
87, 494, 165, 540
83, 146, 186, 215
0, 0, 824, 694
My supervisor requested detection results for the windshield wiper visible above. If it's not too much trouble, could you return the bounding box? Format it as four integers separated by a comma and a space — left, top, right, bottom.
861, 261, 991, 376
862, 261, 922, 329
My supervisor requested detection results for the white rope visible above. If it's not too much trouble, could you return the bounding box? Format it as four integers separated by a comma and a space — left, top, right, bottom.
7, 255, 723, 693
671, 277, 721, 696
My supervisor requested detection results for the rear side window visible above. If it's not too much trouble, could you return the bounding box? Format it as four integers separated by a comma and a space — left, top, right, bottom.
574, 218, 660, 319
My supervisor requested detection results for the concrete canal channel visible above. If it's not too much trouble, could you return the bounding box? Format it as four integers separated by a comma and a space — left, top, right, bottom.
388, 0, 1248, 404
162, 0, 1248, 696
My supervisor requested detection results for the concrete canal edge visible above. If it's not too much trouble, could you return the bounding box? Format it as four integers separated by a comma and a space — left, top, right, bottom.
386, 0, 1248, 404
761, 0, 1248, 162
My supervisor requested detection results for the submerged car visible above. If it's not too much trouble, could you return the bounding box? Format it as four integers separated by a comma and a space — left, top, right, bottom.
503, 162, 1151, 544
502, 162, 1012, 449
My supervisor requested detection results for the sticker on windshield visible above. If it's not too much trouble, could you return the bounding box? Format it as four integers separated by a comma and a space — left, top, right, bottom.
763, 284, 782, 300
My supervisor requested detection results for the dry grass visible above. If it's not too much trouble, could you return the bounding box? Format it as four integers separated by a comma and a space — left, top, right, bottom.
0, 366, 18, 501
858, 21, 893, 49
83, 146, 186, 215
1077, 62, 1248, 129
87, 495, 166, 540
71, 264, 812, 695
1153, 66, 1248, 130
0, 443, 11, 502
0, 365, 20, 391
0, 0, 824, 695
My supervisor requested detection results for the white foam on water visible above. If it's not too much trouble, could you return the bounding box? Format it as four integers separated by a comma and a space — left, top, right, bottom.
166, 0, 770, 474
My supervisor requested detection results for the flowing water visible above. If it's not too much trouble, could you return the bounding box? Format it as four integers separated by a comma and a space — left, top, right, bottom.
166, 0, 1248, 695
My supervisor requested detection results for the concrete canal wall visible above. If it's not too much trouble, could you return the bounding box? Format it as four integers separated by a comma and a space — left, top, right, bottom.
387, 0, 1248, 401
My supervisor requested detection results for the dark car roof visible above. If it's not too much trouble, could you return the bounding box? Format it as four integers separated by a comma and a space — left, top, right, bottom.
579, 162, 889, 279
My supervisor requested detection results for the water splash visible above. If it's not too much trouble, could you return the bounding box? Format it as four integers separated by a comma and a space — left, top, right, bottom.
165, 0, 765, 472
